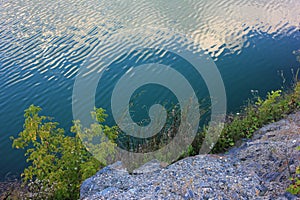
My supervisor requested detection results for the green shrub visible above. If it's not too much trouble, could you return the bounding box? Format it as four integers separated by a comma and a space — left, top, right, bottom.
11, 105, 118, 199
191, 81, 300, 154
213, 82, 300, 153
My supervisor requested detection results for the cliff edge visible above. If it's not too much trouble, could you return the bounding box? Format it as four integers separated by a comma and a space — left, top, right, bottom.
80, 111, 300, 199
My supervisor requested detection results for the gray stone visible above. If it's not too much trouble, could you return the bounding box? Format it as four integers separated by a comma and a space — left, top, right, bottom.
98, 187, 119, 196
283, 191, 299, 200
132, 159, 163, 174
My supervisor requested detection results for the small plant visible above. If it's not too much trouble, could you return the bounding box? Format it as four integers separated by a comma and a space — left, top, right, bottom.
287, 146, 300, 195
180, 145, 195, 158
11, 105, 118, 199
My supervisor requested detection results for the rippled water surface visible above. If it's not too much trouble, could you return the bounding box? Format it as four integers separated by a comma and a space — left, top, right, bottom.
0, 0, 299, 179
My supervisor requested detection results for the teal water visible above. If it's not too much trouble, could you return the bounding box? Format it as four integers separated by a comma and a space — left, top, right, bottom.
0, 0, 299, 180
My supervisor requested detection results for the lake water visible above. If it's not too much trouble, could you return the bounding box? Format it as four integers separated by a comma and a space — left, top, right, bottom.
0, 0, 299, 180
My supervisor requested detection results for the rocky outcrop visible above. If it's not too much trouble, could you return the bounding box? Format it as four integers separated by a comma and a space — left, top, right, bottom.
80, 112, 300, 199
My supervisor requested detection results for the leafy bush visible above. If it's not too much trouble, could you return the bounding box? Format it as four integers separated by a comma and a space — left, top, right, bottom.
11, 105, 118, 199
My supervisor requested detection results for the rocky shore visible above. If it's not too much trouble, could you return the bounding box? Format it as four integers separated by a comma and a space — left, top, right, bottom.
80, 111, 300, 200
0, 181, 23, 200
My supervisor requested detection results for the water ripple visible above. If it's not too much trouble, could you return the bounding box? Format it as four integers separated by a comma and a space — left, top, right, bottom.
0, 0, 299, 180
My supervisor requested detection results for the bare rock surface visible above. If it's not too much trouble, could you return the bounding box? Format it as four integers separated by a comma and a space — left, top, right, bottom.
80, 112, 300, 200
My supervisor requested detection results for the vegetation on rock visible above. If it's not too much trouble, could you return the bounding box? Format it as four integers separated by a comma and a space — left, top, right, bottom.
287, 146, 300, 195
